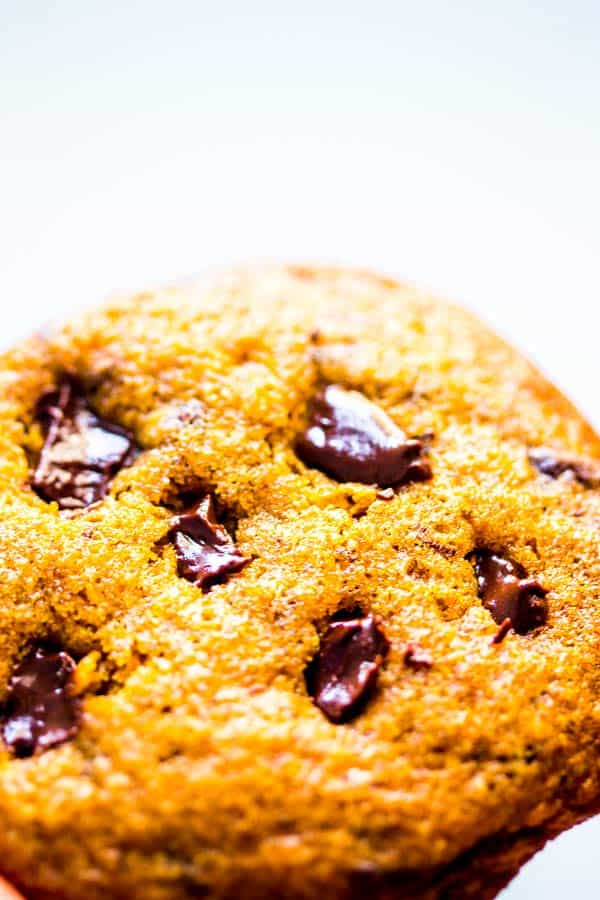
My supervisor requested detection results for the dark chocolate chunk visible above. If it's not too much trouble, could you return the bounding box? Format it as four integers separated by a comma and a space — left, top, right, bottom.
1, 647, 79, 757
32, 378, 137, 509
471, 551, 548, 635
296, 385, 431, 487
164, 495, 250, 590
403, 641, 433, 668
306, 615, 389, 723
490, 617, 513, 646
528, 447, 600, 488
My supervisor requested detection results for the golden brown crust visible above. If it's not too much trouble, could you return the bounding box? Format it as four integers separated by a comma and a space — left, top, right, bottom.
0, 266, 599, 899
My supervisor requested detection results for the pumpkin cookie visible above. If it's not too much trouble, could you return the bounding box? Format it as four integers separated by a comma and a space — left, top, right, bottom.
0, 266, 599, 899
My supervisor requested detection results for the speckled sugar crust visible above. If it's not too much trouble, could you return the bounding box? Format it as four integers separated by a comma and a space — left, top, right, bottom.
0, 266, 599, 900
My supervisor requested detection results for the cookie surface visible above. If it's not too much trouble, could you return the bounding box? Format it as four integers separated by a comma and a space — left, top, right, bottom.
0, 266, 599, 899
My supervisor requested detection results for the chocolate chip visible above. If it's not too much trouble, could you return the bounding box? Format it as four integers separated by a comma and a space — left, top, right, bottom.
164, 495, 250, 591
32, 378, 137, 509
403, 641, 433, 668
306, 615, 389, 723
490, 617, 513, 646
471, 551, 548, 635
296, 385, 432, 487
1, 647, 79, 757
529, 447, 600, 488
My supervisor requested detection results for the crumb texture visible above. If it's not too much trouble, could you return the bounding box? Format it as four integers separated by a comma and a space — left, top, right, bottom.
0, 266, 599, 900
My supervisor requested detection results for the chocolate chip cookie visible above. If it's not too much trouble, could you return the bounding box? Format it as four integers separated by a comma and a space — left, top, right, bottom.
0, 266, 599, 899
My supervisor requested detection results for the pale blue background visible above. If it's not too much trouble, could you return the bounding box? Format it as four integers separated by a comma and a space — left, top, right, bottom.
1, 2, 599, 897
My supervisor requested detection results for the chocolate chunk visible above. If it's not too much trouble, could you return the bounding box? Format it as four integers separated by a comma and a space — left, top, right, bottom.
32, 378, 137, 509
297, 385, 432, 487
164, 495, 250, 590
404, 641, 433, 668
490, 617, 513, 646
471, 551, 548, 635
306, 615, 389, 723
1, 647, 79, 757
528, 447, 600, 488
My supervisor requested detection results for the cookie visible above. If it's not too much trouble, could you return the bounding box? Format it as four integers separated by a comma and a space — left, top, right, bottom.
0, 266, 599, 900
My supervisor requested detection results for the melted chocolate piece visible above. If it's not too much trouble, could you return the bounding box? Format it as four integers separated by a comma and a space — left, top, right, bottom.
306, 615, 389, 723
472, 551, 548, 635
165, 495, 250, 590
403, 641, 433, 668
528, 447, 600, 488
1, 647, 79, 757
490, 617, 513, 646
296, 385, 431, 487
32, 378, 137, 509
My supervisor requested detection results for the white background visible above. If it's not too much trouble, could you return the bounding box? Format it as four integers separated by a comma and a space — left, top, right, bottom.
1, 2, 599, 896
